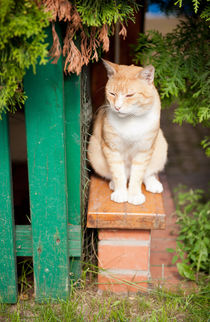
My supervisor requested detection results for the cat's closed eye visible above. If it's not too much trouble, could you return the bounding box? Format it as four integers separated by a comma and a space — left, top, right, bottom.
126, 93, 135, 97
109, 92, 115, 96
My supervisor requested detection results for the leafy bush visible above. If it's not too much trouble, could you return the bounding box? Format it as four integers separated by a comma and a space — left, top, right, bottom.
0, 0, 50, 117
76, 0, 139, 27
0, 0, 139, 118
167, 188, 210, 280
133, 3, 210, 154
133, 19, 210, 128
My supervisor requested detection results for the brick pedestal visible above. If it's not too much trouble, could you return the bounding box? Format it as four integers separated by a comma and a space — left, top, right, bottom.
87, 176, 166, 294
98, 229, 150, 293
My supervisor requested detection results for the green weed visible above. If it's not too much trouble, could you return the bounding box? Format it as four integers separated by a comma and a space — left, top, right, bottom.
18, 259, 33, 297
167, 187, 210, 281
1, 281, 209, 322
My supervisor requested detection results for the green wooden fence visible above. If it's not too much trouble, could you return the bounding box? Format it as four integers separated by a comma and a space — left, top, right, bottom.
0, 26, 83, 303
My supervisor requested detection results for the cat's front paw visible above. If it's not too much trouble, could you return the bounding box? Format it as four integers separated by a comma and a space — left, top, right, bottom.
111, 189, 128, 203
145, 178, 163, 194
128, 193, 146, 205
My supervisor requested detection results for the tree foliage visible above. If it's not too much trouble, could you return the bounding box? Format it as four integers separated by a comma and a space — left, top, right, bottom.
44, 0, 139, 75
0, 0, 139, 118
134, 19, 209, 127
75, 0, 139, 27
134, 0, 210, 153
0, 0, 50, 117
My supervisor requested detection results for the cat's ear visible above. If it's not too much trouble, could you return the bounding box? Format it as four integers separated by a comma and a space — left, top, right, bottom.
138, 65, 155, 84
102, 59, 117, 78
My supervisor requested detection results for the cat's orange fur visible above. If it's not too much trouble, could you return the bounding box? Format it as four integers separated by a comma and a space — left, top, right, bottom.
88, 60, 168, 205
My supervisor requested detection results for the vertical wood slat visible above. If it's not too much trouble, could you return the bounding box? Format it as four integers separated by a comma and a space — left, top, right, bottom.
24, 26, 69, 301
64, 73, 81, 280
0, 115, 18, 303
64, 74, 81, 225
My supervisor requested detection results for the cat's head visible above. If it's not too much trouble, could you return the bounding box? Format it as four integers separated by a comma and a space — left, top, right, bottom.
103, 59, 157, 117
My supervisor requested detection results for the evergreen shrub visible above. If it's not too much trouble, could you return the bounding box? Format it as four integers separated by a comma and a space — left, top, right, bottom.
133, 1, 210, 154
0, 0, 50, 117
133, 19, 209, 128
167, 187, 210, 280
0, 0, 139, 118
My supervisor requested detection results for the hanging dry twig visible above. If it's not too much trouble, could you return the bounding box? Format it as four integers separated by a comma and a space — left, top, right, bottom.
58, 0, 72, 21
98, 24, 109, 52
90, 27, 100, 62
42, 0, 59, 20
41, 1, 128, 74
49, 22, 62, 64
64, 39, 82, 75
119, 23, 127, 40
81, 30, 92, 65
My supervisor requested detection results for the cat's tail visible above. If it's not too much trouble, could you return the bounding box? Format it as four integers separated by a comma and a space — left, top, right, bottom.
88, 108, 112, 179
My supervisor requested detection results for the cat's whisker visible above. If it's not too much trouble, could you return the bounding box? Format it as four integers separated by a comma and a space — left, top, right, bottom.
95, 86, 106, 95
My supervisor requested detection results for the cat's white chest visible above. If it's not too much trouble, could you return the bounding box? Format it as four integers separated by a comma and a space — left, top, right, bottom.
107, 110, 158, 148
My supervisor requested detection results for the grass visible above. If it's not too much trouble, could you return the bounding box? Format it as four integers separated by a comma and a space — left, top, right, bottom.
1, 260, 209, 321
1, 276, 209, 322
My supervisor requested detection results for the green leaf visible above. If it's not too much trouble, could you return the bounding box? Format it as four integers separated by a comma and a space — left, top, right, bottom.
166, 248, 175, 253
172, 255, 179, 264
111, 300, 121, 307
177, 263, 196, 281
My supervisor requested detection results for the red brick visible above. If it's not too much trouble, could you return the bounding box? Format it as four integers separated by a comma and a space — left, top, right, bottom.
151, 238, 177, 252
98, 244, 149, 271
166, 216, 179, 226
99, 229, 150, 241
150, 265, 181, 281
150, 175, 181, 286
98, 273, 148, 293
160, 174, 176, 216
151, 225, 179, 239
150, 251, 180, 266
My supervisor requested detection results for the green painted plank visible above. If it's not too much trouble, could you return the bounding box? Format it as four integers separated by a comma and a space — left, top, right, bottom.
64, 73, 81, 280
24, 26, 70, 301
69, 224, 81, 240
16, 225, 81, 257
68, 224, 82, 257
16, 225, 32, 257
64, 74, 81, 226
69, 258, 81, 282
0, 115, 18, 303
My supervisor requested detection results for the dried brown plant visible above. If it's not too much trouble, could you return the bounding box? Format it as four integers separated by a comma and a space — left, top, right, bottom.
41, 0, 128, 74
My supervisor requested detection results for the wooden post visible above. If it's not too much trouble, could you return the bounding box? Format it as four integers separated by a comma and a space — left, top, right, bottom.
0, 115, 18, 303
24, 26, 70, 301
64, 73, 81, 280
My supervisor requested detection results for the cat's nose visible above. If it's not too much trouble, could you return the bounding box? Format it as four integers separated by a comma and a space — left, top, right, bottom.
115, 106, 121, 111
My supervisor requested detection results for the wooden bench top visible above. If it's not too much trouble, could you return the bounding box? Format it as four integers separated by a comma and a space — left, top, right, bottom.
87, 176, 166, 230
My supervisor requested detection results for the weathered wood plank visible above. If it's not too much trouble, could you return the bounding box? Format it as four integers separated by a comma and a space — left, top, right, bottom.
87, 176, 166, 230
69, 258, 81, 281
68, 225, 82, 257
24, 26, 70, 301
64, 73, 81, 278
0, 115, 18, 303
16, 225, 81, 257
64, 74, 81, 225
16, 225, 32, 257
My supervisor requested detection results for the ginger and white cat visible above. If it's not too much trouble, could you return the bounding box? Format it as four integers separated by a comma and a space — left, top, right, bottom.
88, 60, 168, 205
